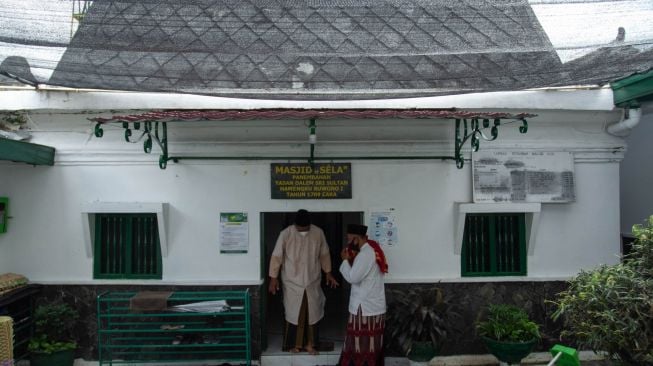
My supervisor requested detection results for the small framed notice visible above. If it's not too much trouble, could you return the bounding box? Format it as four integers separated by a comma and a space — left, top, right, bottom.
219, 212, 249, 254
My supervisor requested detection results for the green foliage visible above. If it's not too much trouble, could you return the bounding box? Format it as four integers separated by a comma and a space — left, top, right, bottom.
630, 216, 653, 278
28, 335, 76, 354
385, 287, 459, 356
29, 303, 79, 354
476, 304, 540, 342
551, 215, 653, 365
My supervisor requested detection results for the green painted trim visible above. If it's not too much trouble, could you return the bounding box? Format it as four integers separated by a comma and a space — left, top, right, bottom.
93, 213, 162, 280
461, 213, 527, 277
611, 68, 653, 107
0, 138, 55, 166
95, 118, 530, 170
0, 197, 8, 234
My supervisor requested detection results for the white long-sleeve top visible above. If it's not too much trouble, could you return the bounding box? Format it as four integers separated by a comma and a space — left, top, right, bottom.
339, 242, 386, 316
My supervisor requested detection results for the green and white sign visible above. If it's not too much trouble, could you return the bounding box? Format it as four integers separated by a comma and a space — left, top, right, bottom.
219, 212, 248, 254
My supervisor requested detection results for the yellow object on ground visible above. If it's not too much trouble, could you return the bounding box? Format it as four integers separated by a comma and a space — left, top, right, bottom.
0, 316, 13, 366
0, 273, 28, 296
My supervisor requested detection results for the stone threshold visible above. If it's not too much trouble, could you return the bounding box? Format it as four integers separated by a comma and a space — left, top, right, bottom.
14, 350, 607, 366
426, 350, 607, 366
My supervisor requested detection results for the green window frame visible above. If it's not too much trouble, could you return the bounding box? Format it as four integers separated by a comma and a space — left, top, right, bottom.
461, 213, 526, 277
93, 213, 162, 279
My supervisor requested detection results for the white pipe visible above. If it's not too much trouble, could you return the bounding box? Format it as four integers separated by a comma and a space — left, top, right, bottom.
607, 108, 642, 137
547, 351, 563, 366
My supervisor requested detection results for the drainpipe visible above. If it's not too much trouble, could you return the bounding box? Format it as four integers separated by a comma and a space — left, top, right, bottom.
607, 107, 642, 137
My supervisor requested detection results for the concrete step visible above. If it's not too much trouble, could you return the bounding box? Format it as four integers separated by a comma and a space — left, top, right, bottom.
260, 350, 610, 366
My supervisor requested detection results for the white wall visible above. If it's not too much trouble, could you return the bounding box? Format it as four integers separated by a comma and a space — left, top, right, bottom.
620, 108, 653, 234
0, 89, 626, 284
0, 158, 621, 284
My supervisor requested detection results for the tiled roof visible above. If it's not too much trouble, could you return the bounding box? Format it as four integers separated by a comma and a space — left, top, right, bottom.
556, 45, 653, 87
47, 0, 562, 99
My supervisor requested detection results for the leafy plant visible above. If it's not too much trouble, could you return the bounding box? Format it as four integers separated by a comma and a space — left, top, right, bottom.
385, 287, 458, 356
476, 304, 540, 342
28, 303, 79, 354
551, 215, 653, 365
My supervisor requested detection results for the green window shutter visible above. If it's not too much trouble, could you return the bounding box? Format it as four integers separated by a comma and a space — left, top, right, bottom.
94, 213, 162, 279
462, 213, 526, 277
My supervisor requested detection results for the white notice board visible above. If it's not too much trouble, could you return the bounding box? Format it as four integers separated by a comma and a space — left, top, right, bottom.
472, 151, 575, 203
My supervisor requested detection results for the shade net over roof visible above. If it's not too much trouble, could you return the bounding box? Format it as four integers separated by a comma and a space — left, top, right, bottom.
0, 0, 652, 100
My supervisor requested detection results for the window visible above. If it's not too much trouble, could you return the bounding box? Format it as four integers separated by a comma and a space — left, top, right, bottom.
461, 213, 526, 277
94, 213, 162, 279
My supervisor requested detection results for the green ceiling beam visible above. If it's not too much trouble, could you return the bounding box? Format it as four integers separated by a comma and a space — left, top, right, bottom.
611, 68, 653, 107
0, 138, 55, 166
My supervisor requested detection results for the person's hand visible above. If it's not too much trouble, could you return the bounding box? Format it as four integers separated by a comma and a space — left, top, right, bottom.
268, 277, 280, 295
340, 247, 350, 261
325, 272, 339, 288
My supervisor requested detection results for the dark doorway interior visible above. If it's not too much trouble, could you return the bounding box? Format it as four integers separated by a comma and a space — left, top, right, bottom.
260, 211, 364, 352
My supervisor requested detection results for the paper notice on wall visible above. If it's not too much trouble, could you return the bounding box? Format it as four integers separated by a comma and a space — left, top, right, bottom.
472, 151, 575, 203
369, 209, 398, 247
219, 212, 249, 254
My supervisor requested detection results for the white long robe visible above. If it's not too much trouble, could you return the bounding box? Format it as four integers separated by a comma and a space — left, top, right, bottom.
269, 224, 332, 325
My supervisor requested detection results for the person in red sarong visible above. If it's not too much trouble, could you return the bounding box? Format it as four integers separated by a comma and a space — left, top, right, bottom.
338, 224, 388, 366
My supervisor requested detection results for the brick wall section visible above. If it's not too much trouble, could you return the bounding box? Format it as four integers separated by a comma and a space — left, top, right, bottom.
384, 281, 568, 356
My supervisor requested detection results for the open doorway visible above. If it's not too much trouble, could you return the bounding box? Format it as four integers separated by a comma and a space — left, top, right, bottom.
260, 211, 364, 353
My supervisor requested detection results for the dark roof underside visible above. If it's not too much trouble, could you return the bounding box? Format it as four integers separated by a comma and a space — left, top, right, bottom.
89, 109, 537, 123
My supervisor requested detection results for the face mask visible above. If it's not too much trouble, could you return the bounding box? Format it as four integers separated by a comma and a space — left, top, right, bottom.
299, 231, 309, 237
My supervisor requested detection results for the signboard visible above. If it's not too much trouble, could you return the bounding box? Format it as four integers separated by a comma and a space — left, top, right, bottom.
219, 212, 249, 254
271, 163, 352, 199
472, 151, 575, 203
369, 208, 398, 247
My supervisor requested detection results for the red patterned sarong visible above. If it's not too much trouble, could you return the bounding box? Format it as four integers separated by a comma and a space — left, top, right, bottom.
338, 308, 385, 366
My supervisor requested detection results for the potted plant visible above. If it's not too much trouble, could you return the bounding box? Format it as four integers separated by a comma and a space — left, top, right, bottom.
385, 287, 458, 363
476, 304, 540, 365
28, 303, 79, 366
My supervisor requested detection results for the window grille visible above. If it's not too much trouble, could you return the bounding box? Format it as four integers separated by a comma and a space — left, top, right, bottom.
462, 213, 526, 276
94, 213, 162, 279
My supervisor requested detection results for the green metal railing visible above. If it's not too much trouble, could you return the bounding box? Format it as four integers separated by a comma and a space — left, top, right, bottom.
92, 115, 530, 170
97, 290, 251, 366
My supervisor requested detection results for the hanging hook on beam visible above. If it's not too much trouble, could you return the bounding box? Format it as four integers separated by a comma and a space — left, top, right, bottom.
454, 118, 529, 168
308, 118, 316, 167
94, 120, 169, 169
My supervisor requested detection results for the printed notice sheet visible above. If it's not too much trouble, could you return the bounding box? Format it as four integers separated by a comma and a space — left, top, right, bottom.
472, 151, 575, 203
219, 212, 249, 254
369, 209, 398, 247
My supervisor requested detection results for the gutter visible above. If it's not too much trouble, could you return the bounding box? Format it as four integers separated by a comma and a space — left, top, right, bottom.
607, 108, 642, 137
607, 68, 653, 136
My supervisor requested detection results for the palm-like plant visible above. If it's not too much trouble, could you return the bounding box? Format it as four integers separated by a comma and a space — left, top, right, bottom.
385, 287, 457, 358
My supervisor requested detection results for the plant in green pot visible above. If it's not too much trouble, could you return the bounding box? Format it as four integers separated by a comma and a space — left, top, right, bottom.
28, 303, 79, 366
476, 304, 540, 365
385, 287, 458, 363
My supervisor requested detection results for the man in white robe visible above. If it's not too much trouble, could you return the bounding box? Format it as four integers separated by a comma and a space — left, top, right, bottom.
268, 209, 339, 354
